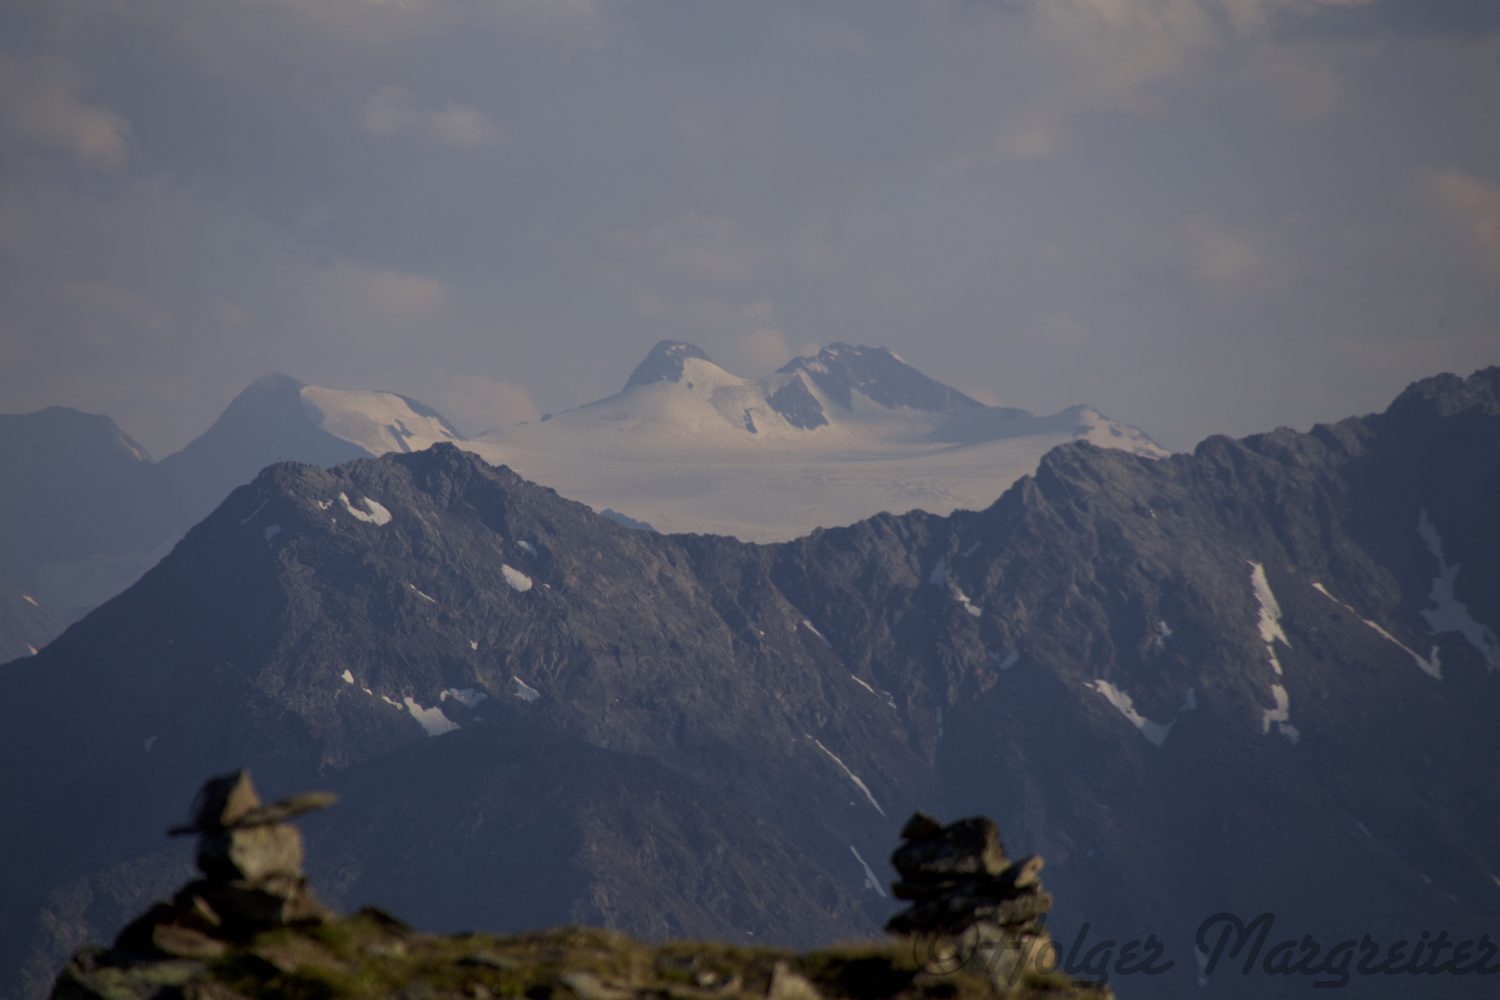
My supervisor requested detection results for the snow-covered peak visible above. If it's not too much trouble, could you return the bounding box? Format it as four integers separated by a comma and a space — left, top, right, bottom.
624, 340, 713, 390
467, 341, 1168, 541
167, 373, 464, 474
776, 343, 984, 415
300, 385, 463, 456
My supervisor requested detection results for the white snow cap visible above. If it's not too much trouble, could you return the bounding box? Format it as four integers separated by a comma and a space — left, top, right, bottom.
301, 384, 462, 457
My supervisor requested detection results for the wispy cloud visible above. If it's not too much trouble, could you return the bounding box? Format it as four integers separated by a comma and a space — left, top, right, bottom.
437, 374, 540, 434
361, 86, 500, 149
0, 58, 132, 167
1423, 169, 1500, 279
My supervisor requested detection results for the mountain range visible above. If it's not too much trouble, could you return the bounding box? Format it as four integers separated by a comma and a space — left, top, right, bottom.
472, 341, 1164, 542
2, 367, 1497, 999
0, 344, 1159, 659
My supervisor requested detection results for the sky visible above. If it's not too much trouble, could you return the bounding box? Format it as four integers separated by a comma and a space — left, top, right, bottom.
1, 0, 1498, 455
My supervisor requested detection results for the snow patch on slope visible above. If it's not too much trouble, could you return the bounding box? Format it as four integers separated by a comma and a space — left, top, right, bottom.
850, 845, 888, 898
1248, 562, 1299, 744
808, 736, 885, 816
339, 493, 392, 526
441, 687, 488, 707
1312, 582, 1441, 679
992, 649, 1019, 670
928, 556, 981, 617
403, 696, 460, 737
1417, 509, 1499, 671
511, 675, 541, 702
1086, 679, 1192, 747
800, 619, 831, 646
850, 673, 898, 710
501, 564, 533, 593
1149, 620, 1172, 653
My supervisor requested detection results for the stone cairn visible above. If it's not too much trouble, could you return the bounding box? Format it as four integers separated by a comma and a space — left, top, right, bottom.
113, 770, 336, 960
885, 813, 1055, 990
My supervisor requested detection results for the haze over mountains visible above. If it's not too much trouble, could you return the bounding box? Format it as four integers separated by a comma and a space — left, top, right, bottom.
0, 343, 1160, 660
1, 368, 1497, 999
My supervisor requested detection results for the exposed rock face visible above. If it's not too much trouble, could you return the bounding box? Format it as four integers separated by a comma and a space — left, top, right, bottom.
4, 368, 1500, 1000
624, 340, 713, 389
776, 344, 985, 414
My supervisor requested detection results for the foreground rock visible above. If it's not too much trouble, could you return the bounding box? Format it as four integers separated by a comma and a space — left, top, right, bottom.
53, 777, 1108, 1000
887, 814, 1056, 993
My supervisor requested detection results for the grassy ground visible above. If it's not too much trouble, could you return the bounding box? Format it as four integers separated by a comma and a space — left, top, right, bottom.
58, 910, 1113, 1000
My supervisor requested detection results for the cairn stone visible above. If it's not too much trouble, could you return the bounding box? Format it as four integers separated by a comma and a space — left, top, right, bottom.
885, 813, 1056, 992
112, 770, 335, 959
197, 823, 305, 882
890, 816, 1009, 880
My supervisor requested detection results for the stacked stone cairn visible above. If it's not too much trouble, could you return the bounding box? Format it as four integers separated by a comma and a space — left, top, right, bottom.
112, 770, 336, 960
885, 813, 1055, 990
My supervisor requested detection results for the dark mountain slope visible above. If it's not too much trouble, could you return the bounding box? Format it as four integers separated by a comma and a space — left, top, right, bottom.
0, 407, 174, 625
4, 368, 1499, 1000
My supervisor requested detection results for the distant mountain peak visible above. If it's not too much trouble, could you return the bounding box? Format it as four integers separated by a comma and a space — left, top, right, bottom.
777, 342, 982, 414
241, 372, 306, 394
625, 341, 713, 390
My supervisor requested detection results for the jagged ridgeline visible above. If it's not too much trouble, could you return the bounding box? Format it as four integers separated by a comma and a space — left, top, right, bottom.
3, 368, 1500, 1000
54, 772, 1108, 1000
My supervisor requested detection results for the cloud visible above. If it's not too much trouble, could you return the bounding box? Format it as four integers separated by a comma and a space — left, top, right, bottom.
1423, 169, 1500, 278
256, 0, 609, 46
1223, 0, 1378, 34
313, 262, 451, 334
1028, 0, 1217, 108
952, 0, 1378, 162
436, 374, 541, 434
361, 86, 500, 148
1184, 218, 1266, 290
0, 58, 131, 167
739, 326, 792, 372
613, 215, 755, 282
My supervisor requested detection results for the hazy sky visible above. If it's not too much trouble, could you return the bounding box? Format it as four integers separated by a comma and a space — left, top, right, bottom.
2, 0, 1497, 455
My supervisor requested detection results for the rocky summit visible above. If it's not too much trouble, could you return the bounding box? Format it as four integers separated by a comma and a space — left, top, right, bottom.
3, 368, 1500, 1000
53, 775, 1108, 1000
